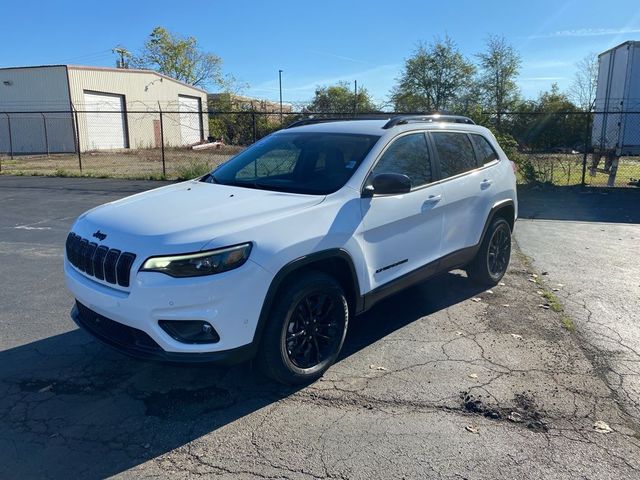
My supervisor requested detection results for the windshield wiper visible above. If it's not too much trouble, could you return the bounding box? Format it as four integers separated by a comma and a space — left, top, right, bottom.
217, 179, 274, 191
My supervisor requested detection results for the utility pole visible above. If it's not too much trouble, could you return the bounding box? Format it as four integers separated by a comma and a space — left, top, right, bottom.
278, 69, 283, 125
354, 80, 358, 116
113, 46, 131, 69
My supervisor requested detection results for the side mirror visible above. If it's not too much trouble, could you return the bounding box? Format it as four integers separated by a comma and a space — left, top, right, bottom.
363, 173, 412, 197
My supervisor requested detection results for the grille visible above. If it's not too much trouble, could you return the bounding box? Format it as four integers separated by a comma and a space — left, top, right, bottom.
66, 232, 136, 287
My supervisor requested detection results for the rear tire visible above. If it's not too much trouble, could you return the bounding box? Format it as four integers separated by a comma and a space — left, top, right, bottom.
467, 217, 512, 286
257, 271, 349, 385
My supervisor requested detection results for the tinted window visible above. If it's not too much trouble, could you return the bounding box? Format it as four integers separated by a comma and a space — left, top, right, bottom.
370, 133, 432, 188
432, 132, 477, 179
206, 132, 380, 195
470, 134, 499, 165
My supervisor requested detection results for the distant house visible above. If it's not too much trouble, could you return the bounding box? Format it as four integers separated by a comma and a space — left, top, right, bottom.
0, 65, 208, 154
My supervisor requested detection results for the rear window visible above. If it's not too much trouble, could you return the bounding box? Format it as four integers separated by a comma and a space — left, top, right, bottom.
470, 134, 499, 165
431, 132, 477, 179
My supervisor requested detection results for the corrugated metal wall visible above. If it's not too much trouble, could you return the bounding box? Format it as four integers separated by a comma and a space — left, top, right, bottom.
0, 66, 75, 153
67, 67, 209, 151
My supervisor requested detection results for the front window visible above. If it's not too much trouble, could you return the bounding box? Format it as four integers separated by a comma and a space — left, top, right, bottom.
369, 133, 432, 188
203, 132, 380, 194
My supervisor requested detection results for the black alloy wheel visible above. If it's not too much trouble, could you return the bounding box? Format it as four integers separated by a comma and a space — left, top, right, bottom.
487, 223, 511, 279
467, 217, 512, 286
284, 292, 345, 369
257, 271, 349, 384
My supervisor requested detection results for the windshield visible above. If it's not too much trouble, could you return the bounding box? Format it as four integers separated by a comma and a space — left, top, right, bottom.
202, 132, 380, 195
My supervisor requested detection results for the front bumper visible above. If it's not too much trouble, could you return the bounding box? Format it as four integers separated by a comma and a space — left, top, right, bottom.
65, 257, 272, 357
71, 302, 255, 364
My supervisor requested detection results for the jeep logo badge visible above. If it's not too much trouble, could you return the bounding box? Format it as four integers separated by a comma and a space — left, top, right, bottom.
92, 230, 107, 241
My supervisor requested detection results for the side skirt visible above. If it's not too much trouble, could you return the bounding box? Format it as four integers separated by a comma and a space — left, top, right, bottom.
360, 245, 479, 313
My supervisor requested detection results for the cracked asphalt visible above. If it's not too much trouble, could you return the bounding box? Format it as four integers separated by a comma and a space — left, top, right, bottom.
516, 187, 640, 424
1, 176, 639, 479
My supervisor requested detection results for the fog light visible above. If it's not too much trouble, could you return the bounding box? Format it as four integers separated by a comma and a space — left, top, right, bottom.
158, 320, 220, 344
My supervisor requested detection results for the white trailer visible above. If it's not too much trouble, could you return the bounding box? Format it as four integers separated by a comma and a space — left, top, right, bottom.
590, 41, 640, 185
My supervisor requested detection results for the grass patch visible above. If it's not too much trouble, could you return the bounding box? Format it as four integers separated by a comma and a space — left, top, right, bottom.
515, 153, 640, 187
560, 315, 576, 332
2, 169, 168, 181
518, 251, 576, 332
542, 290, 563, 312
174, 160, 213, 180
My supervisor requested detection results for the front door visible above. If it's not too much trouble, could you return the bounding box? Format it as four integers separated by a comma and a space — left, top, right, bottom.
359, 132, 445, 292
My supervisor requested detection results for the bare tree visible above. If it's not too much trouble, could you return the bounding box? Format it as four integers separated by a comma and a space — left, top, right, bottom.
569, 53, 598, 111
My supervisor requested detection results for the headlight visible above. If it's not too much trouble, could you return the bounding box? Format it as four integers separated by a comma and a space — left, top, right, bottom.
140, 243, 252, 277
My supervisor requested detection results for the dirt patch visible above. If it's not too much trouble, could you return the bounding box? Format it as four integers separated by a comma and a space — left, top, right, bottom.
461, 391, 547, 432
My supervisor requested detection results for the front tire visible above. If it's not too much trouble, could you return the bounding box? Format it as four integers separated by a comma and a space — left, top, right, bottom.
467, 217, 512, 286
257, 271, 349, 385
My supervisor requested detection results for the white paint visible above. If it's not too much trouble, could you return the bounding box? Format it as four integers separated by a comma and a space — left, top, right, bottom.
14, 225, 52, 230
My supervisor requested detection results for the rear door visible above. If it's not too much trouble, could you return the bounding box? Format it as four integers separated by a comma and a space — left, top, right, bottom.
429, 130, 490, 257
359, 132, 444, 291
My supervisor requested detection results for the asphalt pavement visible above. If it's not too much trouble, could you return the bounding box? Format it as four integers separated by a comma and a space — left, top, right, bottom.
516, 186, 640, 420
1, 176, 639, 479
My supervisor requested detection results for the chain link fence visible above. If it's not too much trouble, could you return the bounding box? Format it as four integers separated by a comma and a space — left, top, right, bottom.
1, 109, 639, 187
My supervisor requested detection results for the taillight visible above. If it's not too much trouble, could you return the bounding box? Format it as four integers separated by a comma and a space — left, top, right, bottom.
510, 161, 517, 174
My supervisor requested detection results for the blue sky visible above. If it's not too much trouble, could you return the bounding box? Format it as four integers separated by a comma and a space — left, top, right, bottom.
2, 0, 640, 106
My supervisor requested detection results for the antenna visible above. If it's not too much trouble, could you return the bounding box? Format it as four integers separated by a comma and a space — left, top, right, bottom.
112, 46, 131, 69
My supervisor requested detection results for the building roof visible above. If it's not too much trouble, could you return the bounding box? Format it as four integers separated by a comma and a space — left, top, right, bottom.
598, 40, 640, 58
0, 64, 207, 94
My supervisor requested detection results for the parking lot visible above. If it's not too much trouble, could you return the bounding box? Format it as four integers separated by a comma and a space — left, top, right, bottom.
1, 176, 639, 479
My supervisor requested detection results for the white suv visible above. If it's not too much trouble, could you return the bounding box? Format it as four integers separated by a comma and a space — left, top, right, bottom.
65, 115, 517, 384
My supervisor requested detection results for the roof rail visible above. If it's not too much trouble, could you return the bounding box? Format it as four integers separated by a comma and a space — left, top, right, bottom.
382, 114, 475, 129
285, 116, 390, 129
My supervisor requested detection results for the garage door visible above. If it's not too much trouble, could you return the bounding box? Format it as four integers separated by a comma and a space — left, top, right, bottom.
83, 91, 127, 150
178, 95, 202, 145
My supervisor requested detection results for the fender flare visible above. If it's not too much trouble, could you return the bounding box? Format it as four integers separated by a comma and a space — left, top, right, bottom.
251, 248, 362, 348
479, 199, 516, 242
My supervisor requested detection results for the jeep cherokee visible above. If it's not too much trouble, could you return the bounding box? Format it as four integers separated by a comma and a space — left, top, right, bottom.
65, 115, 517, 384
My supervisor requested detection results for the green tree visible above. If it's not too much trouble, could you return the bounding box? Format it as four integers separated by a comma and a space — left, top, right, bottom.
390, 37, 476, 112
135, 26, 227, 89
208, 93, 280, 145
306, 81, 376, 114
476, 35, 521, 129
506, 84, 584, 151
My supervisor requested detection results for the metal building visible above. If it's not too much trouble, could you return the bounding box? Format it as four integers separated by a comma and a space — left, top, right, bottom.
0, 65, 209, 154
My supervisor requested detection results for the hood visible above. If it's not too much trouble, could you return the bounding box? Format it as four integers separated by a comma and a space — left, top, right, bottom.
73, 180, 325, 251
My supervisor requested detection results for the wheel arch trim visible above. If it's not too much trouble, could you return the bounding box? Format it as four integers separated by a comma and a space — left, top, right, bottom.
253, 248, 362, 349
480, 199, 516, 241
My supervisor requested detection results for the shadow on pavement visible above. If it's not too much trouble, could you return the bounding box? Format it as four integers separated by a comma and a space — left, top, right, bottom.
517, 185, 640, 224
0, 271, 485, 479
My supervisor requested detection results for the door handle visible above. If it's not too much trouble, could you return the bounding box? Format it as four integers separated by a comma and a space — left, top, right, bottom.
480, 179, 493, 189
422, 194, 441, 211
